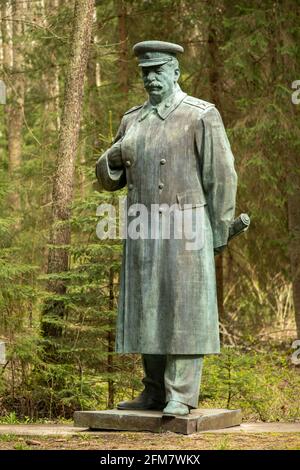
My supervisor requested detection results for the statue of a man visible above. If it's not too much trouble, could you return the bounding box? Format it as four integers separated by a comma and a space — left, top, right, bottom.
96, 41, 237, 416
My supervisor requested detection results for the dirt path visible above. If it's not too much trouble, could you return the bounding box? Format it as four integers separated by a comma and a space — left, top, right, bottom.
0, 425, 299, 450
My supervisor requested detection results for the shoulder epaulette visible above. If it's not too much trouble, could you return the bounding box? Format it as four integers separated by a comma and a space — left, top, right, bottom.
124, 104, 143, 115
183, 96, 215, 111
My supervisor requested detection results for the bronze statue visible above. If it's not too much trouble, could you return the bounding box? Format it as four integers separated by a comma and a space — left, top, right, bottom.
96, 40, 238, 416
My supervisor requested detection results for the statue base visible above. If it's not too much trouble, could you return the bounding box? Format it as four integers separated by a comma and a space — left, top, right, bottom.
74, 408, 242, 435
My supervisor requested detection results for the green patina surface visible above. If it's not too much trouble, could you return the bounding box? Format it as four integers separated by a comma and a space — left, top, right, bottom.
96, 42, 237, 355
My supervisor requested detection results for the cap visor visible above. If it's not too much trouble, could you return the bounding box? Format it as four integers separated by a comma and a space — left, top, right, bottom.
138, 59, 170, 67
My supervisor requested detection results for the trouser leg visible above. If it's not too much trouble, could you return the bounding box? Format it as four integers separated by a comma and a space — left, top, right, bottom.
164, 355, 204, 408
141, 354, 167, 403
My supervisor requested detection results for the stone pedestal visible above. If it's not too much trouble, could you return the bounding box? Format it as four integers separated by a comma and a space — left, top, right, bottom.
74, 408, 242, 435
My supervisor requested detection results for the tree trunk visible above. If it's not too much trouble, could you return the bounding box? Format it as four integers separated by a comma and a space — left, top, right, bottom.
278, 3, 300, 339
7, 0, 25, 212
0, 0, 12, 149
44, 0, 61, 132
40, 0, 61, 213
107, 267, 115, 409
42, 0, 94, 339
287, 66, 300, 340
116, 0, 129, 96
288, 166, 300, 339
82, 5, 100, 196
207, 4, 225, 327
1, 1, 13, 74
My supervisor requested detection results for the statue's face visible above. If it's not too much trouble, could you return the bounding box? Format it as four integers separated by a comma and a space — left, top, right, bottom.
141, 62, 179, 103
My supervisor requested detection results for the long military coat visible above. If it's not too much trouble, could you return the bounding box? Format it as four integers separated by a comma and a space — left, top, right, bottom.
96, 86, 237, 355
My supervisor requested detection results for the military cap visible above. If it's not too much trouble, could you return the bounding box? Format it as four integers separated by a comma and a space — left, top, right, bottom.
133, 40, 184, 67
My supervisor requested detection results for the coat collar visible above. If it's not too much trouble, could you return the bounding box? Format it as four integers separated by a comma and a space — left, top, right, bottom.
138, 85, 187, 122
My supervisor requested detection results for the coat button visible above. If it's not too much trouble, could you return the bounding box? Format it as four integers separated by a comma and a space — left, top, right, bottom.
125, 160, 131, 167
128, 184, 133, 190
159, 182, 164, 189
160, 158, 166, 165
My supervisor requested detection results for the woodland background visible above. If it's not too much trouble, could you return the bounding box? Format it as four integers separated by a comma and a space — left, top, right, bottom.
0, 0, 299, 423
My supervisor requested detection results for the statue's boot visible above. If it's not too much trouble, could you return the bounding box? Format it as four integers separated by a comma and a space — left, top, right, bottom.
162, 400, 190, 416
117, 354, 166, 410
117, 389, 165, 410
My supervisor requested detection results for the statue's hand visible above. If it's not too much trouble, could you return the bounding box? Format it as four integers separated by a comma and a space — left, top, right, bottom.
107, 143, 123, 170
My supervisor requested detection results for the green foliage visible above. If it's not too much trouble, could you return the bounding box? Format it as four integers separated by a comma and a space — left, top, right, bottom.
0, 0, 299, 421
201, 347, 300, 422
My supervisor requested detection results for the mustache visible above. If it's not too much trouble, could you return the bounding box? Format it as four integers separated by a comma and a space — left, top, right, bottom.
144, 81, 162, 88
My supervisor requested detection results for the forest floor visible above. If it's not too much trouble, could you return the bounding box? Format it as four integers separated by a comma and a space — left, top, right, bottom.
0, 424, 299, 450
